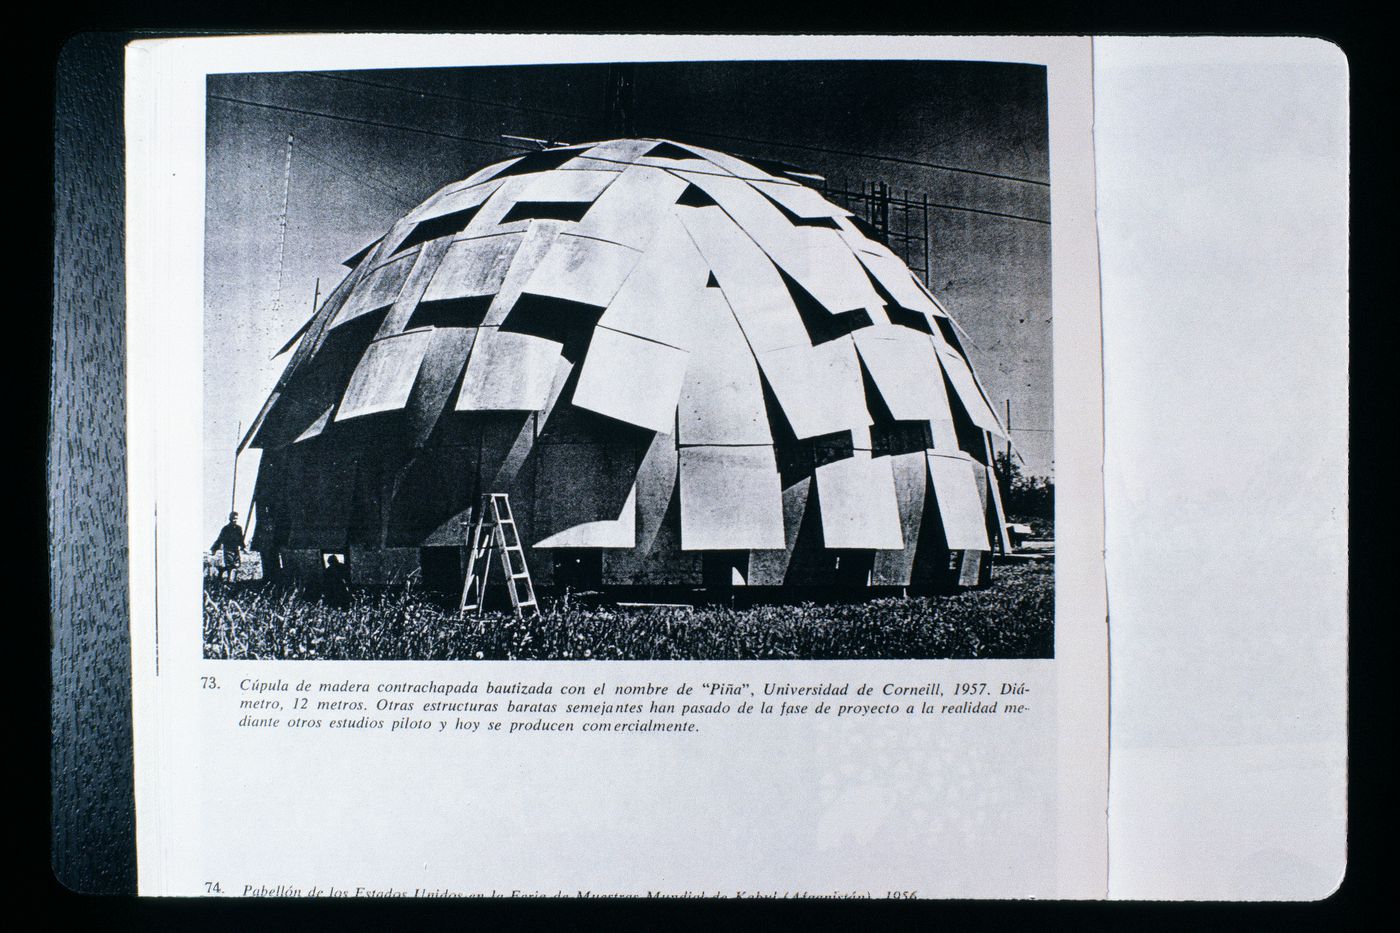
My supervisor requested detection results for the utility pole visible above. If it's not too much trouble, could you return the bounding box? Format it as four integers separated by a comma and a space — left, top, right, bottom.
230, 420, 242, 515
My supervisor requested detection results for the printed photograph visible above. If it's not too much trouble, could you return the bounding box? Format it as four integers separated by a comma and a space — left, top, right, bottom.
202, 60, 1054, 660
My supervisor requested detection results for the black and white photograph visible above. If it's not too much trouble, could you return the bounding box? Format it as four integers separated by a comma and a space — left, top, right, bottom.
200, 60, 1055, 661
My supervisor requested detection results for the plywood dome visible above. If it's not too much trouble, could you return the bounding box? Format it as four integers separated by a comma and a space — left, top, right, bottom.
245, 138, 1010, 590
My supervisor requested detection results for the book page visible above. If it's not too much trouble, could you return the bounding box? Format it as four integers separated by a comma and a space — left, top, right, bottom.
1096, 37, 1348, 901
125, 34, 1107, 899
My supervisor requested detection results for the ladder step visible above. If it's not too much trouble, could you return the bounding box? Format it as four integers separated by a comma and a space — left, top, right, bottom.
461, 491, 538, 618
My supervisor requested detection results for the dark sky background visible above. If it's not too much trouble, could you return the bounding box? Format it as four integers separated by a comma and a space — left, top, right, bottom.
205, 60, 1051, 540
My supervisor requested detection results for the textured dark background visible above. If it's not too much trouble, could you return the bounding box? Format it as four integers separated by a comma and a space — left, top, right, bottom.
50, 32, 137, 894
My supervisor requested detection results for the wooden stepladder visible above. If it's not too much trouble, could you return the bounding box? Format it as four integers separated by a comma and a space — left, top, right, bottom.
459, 493, 540, 617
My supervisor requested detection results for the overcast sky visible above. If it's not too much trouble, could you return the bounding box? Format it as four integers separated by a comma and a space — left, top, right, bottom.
204, 60, 1052, 541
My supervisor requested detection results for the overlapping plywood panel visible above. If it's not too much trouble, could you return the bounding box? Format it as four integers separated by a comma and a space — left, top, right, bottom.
455, 327, 561, 412
600, 431, 693, 584
332, 251, 417, 328
376, 237, 454, 338
756, 336, 871, 440
676, 288, 771, 446
674, 170, 883, 316
872, 451, 931, 585
597, 215, 710, 350
933, 338, 1006, 437
751, 179, 849, 220
687, 144, 793, 182
404, 326, 477, 445
286, 451, 357, 549
813, 453, 905, 549
407, 176, 506, 226
385, 442, 479, 547
747, 477, 814, 586
521, 233, 642, 308
678, 445, 785, 550
420, 233, 523, 304
458, 175, 538, 238
533, 442, 637, 548
984, 457, 1011, 554
293, 405, 332, 444
481, 219, 567, 326
518, 168, 618, 204
560, 139, 657, 171
926, 451, 991, 552
675, 203, 808, 353
573, 165, 691, 250
853, 326, 955, 446
572, 326, 689, 433
854, 248, 942, 317
335, 328, 435, 421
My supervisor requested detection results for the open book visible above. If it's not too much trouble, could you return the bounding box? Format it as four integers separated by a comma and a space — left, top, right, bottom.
53, 33, 1347, 901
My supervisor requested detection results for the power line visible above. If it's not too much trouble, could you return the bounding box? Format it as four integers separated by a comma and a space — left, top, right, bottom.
925, 200, 1049, 226
208, 94, 527, 152
294, 139, 419, 208
297, 71, 597, 124
250, 78, 1049, 190
643, 123, 1051, 188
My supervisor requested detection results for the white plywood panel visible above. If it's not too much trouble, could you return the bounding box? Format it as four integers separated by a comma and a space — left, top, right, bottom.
854, 248, 942, 316
756, 336, 871, 440
293, 405, 333, 443
676, 288, 771, 446
535, 354, 577, 435
533, 443, 637, 548
686, 143, 792, 182
521, 233, 642, 308
573, 165, 691, 250
335, 328, 435, 421
675, 170, 884, 316
459, 175, 538, 238
926, 451, 991, 552
777, 226, 887, 315
872, 450, 931, 585
913, 277, 952, 318
482, 220, 567, 327
376, 237, 454, 338
407, 177, 506, 225
561, 139, 657, 169
405, 326, 477, 446
833, 214, 891, 257
455, 327, 562, 412
747, 477, 814, 585
518, 168, 618, 203
984, 456, 1012, 554
854, 326, 955, 434
678, 445, 785, 550
450, 157, 521, 191
597, 214, 711, 350
751, 179, 849, 219
814, 453, 905, 549
598, 430, 685, 584
933, 338, 1007, 437
420, 233, 523, 303
332, 251, 417, 328
675, 203, 809, 353
572, 326, 689, 433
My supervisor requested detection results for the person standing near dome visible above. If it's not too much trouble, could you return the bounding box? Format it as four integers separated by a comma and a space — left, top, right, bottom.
210, 511, 245, 581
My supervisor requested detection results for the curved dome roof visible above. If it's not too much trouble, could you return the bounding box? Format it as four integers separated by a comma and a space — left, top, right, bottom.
246, 138, 1008, 572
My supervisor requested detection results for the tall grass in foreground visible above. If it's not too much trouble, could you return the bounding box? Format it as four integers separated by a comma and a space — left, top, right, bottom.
203, 562, 1053, 661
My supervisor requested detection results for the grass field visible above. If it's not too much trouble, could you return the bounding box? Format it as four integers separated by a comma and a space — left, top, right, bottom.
203, 560, 1053, 661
